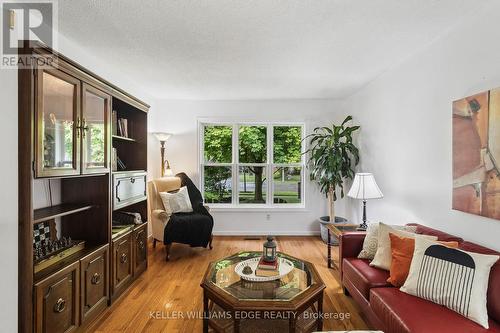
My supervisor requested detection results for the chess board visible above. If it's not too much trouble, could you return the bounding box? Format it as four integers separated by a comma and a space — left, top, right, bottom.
33, 221, 52, 247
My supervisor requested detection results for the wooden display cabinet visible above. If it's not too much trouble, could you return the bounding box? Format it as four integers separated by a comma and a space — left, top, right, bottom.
18, 43, 150, 333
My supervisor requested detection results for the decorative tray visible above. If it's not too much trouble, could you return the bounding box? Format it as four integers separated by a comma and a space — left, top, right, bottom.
234, 257, 294, 282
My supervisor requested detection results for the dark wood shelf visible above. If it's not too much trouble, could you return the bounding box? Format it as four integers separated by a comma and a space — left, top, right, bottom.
33, 203, 94, 224
112, 135, 136, 142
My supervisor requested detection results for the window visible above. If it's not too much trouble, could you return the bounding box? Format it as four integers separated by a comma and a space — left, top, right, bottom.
200, 122, 305, 208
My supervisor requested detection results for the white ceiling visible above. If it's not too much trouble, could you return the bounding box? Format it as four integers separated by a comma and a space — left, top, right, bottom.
58, 0, 488, 100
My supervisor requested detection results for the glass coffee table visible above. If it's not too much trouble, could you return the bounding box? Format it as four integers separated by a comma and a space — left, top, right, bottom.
200, 251, 325, 333
326, 223, 365, 269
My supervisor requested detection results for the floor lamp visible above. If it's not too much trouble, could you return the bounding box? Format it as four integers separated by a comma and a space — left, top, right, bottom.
152, 132, 173, 177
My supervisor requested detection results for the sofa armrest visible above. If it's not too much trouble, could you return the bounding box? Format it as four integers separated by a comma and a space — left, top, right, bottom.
339, 231, 366, 282
339, 231, 366, 260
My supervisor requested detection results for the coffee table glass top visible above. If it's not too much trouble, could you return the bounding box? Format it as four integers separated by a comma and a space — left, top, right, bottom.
206, 252, 315, 301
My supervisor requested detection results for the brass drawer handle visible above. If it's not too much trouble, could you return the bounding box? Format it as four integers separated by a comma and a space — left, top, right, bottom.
54, 298, 66, 313
120, 253, 128, 264
139, 240, 145, 250
91, 272, 101, 285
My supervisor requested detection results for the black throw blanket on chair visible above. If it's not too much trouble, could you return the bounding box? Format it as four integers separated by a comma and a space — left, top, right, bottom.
163, 173, 214, 248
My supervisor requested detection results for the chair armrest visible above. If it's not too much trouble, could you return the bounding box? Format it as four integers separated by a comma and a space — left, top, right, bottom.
151, 209, 170, 242
339, 231, 366, 260
153, 209, 170, 221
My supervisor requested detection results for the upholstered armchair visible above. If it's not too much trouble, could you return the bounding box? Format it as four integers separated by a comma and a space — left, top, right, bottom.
147, 175, 213, 260
147, 177, 181, 247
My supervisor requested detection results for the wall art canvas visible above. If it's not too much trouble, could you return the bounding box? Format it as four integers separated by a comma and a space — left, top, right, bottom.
453, 88, 500, 220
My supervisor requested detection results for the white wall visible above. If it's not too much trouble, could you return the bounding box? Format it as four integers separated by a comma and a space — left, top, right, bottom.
149, 99, 356, 235
0, 65, 18, 333
342, 3, 500, 250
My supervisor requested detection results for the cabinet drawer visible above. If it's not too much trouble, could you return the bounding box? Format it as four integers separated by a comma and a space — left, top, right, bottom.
113, 171, 147, 210
34, 261, 79, 333
80, 245, 108, 324
112, 232, 133, 295
133, 223, 148, 276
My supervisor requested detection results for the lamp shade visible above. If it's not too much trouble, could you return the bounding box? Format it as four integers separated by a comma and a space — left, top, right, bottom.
347, 173, 383, 199
152, 132, 173, 142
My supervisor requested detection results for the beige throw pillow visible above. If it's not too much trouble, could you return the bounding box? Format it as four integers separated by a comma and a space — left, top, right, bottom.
358, 223, 418, 260
159, 186, 193, 215
370, 223, 437, 270
401, 238, 499, 329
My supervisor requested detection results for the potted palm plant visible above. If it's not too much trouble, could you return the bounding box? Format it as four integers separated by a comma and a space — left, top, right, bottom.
303, 116, 360, 243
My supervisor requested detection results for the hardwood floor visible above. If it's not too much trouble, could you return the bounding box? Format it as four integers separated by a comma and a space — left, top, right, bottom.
91, 236, 370, 332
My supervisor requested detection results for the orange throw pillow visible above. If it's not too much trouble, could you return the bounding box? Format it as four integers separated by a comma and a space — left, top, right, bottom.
387, 233, 459, 287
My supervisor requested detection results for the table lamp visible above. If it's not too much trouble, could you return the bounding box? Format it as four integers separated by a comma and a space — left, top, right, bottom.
152, 132, 173, 177
347, 173, 383, 229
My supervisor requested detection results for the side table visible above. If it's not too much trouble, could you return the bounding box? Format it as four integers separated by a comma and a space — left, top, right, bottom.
326, 224, 365, 269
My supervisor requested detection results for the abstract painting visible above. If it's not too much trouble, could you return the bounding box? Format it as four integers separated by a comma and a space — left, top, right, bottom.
452, 88, 500, 220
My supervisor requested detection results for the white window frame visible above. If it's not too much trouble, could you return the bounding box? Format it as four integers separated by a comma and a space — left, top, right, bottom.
198, 120, 306, 210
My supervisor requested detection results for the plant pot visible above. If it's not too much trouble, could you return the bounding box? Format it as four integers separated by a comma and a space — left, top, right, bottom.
318, 216, 348, 244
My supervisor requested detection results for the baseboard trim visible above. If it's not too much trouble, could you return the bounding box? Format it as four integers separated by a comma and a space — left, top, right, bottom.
212, 231, 320, 236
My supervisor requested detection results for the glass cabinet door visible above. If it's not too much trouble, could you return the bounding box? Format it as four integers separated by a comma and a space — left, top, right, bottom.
82, 84, 110, 174
36, 67, 81, 177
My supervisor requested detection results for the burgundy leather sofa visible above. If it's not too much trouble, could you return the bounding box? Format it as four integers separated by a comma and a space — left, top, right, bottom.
339, 223, 500, 333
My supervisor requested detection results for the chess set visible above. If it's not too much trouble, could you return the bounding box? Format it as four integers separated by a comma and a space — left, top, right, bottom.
33, 221, 85, 273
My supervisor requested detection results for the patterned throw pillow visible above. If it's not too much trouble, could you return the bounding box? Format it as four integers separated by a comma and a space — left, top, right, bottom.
401, 238, 499, 329
159, 186, 193, 215
357, 223, 417, 260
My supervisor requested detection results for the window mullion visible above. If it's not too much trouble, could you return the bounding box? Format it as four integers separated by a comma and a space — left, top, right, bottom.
200, 123, 205, 192
233, 124, 239, 205
267, 125, 273, 205
269, 164, 274, 206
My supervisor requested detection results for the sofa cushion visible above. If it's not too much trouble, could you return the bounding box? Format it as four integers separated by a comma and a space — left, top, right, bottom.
343, 258, 392, 300
406, 223, 464, 242
460, 241, 500, 324
370, 287, 500, 333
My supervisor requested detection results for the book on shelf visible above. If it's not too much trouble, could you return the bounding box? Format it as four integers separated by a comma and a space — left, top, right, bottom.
112, 110, 118, 136
121, 118, 128, 137
117, 156, 126, 170
257, 256, 279, 270
111, 148, 118, 171
117, 118, 124, 137
116, 117, 129, 138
